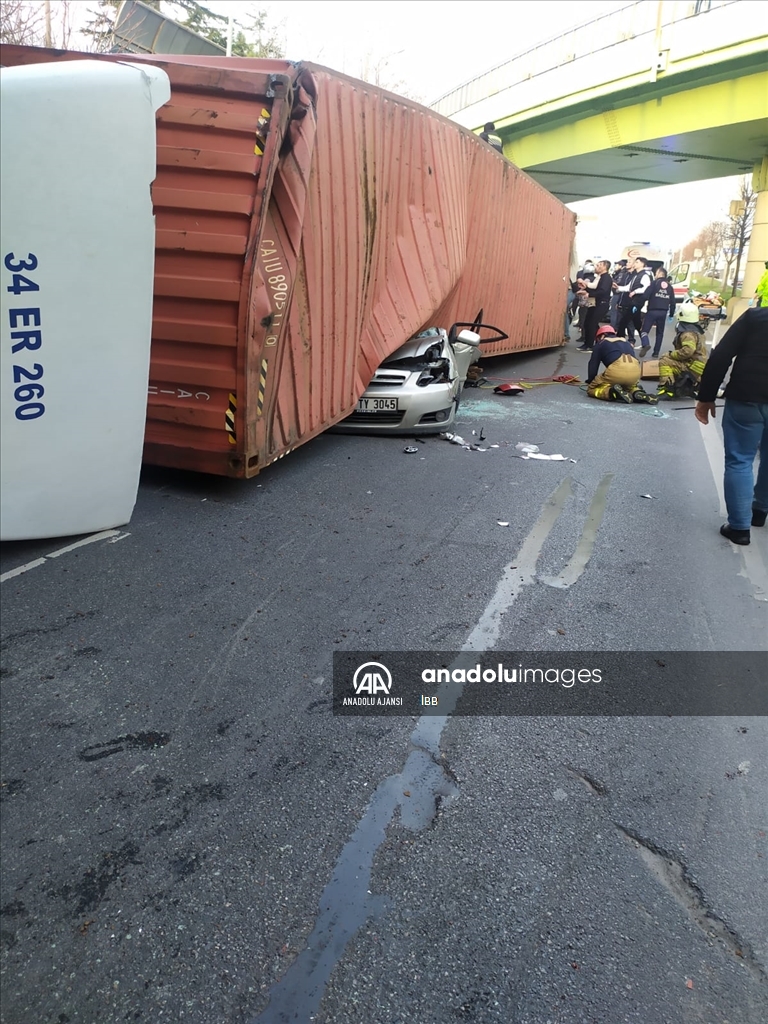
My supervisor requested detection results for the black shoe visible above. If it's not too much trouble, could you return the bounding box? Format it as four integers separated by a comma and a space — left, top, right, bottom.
577, 345, 592, 352
609, 384, 632, 404
752, 508, 768, 528
651, 351, 661, 359
638, 345, 651, 358
720, 524, 750, 546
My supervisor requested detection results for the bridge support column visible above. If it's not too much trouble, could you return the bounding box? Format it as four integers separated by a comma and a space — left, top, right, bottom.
743, 156, 768, 298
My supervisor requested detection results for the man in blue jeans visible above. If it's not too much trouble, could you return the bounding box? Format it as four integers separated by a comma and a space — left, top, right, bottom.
695, 307, 768, 545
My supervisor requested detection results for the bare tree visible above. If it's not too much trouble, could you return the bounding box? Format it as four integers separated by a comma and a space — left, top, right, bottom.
681, 221, 726, 273
726, 176, 756, 293
681, 228, 707, 263
1, 0, 77, 48
358, 50, 423, 103
0, 0, 45, 44
237, 4, 284, 58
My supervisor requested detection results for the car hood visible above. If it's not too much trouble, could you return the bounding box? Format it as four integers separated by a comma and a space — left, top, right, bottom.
381, 329, 446, 364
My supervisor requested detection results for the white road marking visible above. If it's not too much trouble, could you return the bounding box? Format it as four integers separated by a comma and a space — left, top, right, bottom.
0, 530, 129, 583
0, 558, 47, 581
414, 474, 605, 753
463, 476, 574, 652
540, 474, 613, 589
697, 418, 727, 516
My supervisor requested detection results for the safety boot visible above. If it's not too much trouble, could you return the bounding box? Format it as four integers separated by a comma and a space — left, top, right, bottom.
631, 388, 657, 404
655, 381, 675, 400
608, 384, 632, 404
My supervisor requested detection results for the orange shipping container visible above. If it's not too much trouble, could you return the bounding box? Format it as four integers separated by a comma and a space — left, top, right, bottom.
0, 47, 576, 477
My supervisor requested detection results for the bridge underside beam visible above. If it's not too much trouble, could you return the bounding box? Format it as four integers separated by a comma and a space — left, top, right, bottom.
505, 72, 768, 202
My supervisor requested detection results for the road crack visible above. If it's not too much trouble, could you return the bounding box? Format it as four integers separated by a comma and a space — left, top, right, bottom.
618, 824, 767, 983
565, 765, 607, 795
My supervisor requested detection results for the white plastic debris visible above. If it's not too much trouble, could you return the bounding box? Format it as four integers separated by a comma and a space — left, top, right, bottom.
522, 452, 566, 461
516, 442, 539, 453
641, 494, 654, 499
489, 444, 500, 449
440, 432, 466, 446
737, 761, 751, 775
497, 521, 510, 527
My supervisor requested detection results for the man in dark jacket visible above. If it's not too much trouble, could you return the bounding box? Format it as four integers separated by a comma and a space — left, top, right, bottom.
639, 266, 676, 357
609, 259, 630, 327
695, 307, 768, 545
614, 257, 653, 344
577, 259, 612, 351
479, 122, 503, 154
569, 260, 595, 337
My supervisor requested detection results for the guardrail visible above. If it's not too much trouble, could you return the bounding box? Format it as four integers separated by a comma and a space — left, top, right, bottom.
432, 0, 740, 115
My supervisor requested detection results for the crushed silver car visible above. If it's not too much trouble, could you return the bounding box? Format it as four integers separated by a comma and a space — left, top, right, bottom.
334, 319, 508, 435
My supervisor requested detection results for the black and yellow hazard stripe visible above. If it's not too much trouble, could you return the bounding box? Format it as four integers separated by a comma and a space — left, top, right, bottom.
226, 393, 237, 445
254, 108, 271, 156
257, 360, 268, 415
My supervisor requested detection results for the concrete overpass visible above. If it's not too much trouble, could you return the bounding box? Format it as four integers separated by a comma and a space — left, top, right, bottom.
432, 0, 768, 298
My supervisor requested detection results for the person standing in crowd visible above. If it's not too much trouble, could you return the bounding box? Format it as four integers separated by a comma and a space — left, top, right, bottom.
585, 325, 657, 403
655, 301, 708, 399
639, 266, 676, 358
479, 122, 503, 154
577, 259, 613, 351
694, 306, 768, 545
609, 259, 630, 328
571, 259, 596, 335
753, 260, 768, 307
614, 256, 653, 344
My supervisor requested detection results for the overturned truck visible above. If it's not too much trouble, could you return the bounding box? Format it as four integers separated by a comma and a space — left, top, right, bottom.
0, 47, 575, 478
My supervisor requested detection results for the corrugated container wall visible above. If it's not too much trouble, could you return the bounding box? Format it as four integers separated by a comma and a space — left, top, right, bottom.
0, 47, 575, 478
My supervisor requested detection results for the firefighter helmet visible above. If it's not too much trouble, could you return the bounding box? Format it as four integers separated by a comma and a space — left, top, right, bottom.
677, 301, 700, 323
595, 325, 618, 339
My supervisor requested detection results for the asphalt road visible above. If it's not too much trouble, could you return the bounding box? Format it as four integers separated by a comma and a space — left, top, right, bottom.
2, 340, 767, 1024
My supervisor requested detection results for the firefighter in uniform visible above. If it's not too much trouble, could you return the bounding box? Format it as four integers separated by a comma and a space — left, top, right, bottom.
656, 301, 708, 400
585, 325, 657, 403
